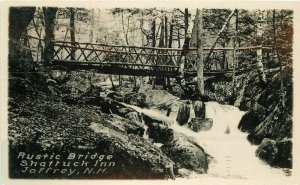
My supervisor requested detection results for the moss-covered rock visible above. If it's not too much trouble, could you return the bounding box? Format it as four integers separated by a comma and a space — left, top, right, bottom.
247, 106, 292, 145
238, 105, 268, 133
176, 102, 191, 125
186, 118, 213, 132
255, 138, 278, 164
161, 133, 208, 174
8, 93, 175, 179
124, 92, 147, 107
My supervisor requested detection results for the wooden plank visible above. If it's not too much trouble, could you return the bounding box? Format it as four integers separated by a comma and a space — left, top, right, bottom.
52, 60, 180, 68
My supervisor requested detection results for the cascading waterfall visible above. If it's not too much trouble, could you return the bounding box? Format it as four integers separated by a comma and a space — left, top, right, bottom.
123, 101, 290, 180
200, 102, 289, 179
140, 113, 149, 139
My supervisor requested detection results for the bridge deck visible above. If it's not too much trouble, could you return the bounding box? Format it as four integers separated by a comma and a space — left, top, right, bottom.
52, 60, 235, 77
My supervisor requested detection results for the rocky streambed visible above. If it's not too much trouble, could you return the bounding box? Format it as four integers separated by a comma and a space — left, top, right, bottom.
8, 69, 293, 179
9, 79, 213, 179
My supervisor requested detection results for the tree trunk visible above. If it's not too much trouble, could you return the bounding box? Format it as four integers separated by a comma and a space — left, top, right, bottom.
177, 27, 181, 48
119, 75, 122, 86
165, 16, 168, 47
232, 11, 238, 101
256, 10, 267, 84
151, 19, 157, 88
205, 10, 236, 63
184, 8, 189, 37
43, 7, 57, 66
121, 11, 129, 45
109, 75, 115, 89
168, 18, 174, 48
89, 8, 95, 43
189, 10, 199, 68
159, 19, 165, 47
273, 10, 285, 107
9, 7, 36, 72
165, 16, 171, 89
9, 7, 36, 41
226, 13, 236, 69
140, 13, 145, 46
70, 8, 76, 60
196, 9, 205, 97
159, 19, 166, 88
151, 19, 156, 47
232, 33, 237, 100
236, 11, 240, 47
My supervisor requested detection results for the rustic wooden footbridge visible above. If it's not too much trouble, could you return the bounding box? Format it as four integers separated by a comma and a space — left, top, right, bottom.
20, 7, 277, 92
54, 42, 271, 77
24, 34, 272, 81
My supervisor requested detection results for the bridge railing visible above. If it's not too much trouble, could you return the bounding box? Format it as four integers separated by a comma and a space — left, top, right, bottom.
51, 40, 272, 72
21, 34, 44, 63
52, 41, 183, 67
18, 34, 274, 77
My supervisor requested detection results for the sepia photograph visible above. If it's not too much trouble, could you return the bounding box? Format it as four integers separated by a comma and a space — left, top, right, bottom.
1, 1, 300, 184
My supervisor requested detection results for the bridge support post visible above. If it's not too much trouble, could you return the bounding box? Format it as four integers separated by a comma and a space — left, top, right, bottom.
119, 75, 122, 86
167, 77, 171, 90
152, 77, 155, 89
109, 75, 115, 89
134, 76, 137, 90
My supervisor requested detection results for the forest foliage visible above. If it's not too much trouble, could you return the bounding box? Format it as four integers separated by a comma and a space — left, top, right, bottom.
10, 7, 293, 63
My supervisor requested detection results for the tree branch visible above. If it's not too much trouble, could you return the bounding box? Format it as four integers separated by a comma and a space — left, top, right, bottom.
205, 9, 236, 63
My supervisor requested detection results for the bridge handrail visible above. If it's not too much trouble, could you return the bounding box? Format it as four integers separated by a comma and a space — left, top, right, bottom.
52, 40, 272, 52
52, 43, 184, 56
22, 34, 272, 52
52, 60, 181, 67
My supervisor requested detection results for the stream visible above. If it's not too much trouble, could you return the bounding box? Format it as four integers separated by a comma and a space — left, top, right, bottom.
124, 101, 291, 180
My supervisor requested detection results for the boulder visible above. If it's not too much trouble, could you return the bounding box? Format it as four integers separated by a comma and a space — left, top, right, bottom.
98, 97, 138, 118
177, 168, 192, 178
274, 138, 292, 168
161, 133, 208, 173
65, 72, 92, 95
85, 84, 102, 97
255, 138, 278, 164
186, 118, 213, 132
102, 113, 144, 137
247, 106, 292, 144
142, 90, 179, 108
194, 101, 205, 119
124, 92, 147, 107
51, 70, 68, 84
125, 111, 142, 125
107, 91, 124, 102
176, 102, 191, 125
238, 105, 267, 133
114, 107, 135, 117
141, 112, 165, 126
147, 122, 174, 143
9, 92, 175, 179
89, 122, 176, 179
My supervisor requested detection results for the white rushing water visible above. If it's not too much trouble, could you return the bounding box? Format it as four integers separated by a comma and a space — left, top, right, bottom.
124, 101, 290, 181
